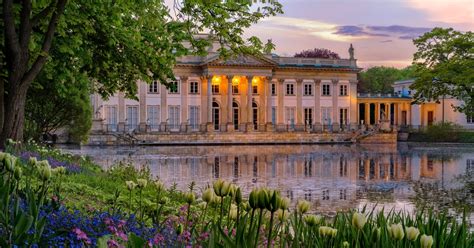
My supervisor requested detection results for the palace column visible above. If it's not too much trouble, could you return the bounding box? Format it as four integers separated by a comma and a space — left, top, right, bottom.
180, 76, 188, 132
227, 75, 234, 131
160, 83, 168, 132
266, 77, 273, 131
387, 102, 391, 124
365, 103, 370, 125
118, 92, 125, 131
396, 103, 402, 126
375, 103, 380, 124
200, 76, 210, 132
296, 79, 303, 128
349, 80, 358, 129
138, 81, 147, 132
258, 77, 266, 131
314, 80, 321, 131
277, 79, 285, 128
207, 76, 213, 131
246, 75, 253, 131
331, 79, 340, 131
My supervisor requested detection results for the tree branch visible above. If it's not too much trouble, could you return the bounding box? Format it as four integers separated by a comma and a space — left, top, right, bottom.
19, 0, 33, 51
21, 0, 67, 86
31, 0, 57, 26
3, 0, 21, 60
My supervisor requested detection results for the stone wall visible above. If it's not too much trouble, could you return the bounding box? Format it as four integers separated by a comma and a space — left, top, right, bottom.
358, 132, 397, 144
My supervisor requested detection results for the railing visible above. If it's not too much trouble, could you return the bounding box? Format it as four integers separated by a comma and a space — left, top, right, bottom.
357, 93, 411, 98
273, 57, 355, 68
104, 124, 118, 132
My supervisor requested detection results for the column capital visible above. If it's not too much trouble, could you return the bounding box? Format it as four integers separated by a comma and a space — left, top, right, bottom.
349, 80, 358, 84
277, 78, 285, 84
180, 76, 189, 81
313, 79, 321, 84
265, 76, 273, 81
201, 75, 212, 81
331, 79, 339, 84
295, 78, 304, 84
226, 75, 234, 80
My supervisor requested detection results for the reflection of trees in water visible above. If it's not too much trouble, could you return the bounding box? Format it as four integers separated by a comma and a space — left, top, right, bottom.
411, 169, 473, 217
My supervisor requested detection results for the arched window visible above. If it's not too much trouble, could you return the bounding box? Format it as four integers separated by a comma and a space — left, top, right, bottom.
212, 101, 220, 130
252, 101, 258, 130
232, 101, 239, 130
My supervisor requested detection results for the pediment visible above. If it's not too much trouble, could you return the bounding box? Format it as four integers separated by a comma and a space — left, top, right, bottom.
203, 54, 276, 67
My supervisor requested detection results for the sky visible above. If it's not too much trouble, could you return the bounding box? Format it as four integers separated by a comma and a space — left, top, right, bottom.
245, 0, 473, 69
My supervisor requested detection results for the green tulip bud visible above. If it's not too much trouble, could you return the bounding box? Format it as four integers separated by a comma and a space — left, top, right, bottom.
213, 179, 224, 196
185, 192, 195, 204
137, 179, 148, 189
297, 200, 310, 214
38, 163, 52, 181
198, 202, 207, 209
28, 157, 37, 167
229, 204, 238, 220
154, 180, 165, 192
5, 155, 15, 172
331, 228, 338, 237
269, 191, 280, 212
343, 241, 349, 248
126, 181, 137, 191
420, 234, 433, 248
235, 187, 242, 204
242, 201, 251, 212
276, 209, 289, 222
279, 197, 291, 210
389, 224, 404, 240
304, 214, 322, 226
14, 166, 22, 180
202, 188, 214, 203
221, 181, 231, 197
176, 224, 183, 235
258, 189, 269, 209
406, 227, 420, 241
0, 152, 6, 161
249, 189, 259, 209
352, 212, 367, 230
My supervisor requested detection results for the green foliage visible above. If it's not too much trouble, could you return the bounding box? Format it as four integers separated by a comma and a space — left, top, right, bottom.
359, 66, 415, 93
408, 122, 474, 143
411, 28, 474, 115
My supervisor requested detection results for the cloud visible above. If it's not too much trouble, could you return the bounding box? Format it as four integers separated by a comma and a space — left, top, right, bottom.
367, 25, 432, 39
333, 26, 389, 37
380, 40, 393, 43
406, 0, 474, 27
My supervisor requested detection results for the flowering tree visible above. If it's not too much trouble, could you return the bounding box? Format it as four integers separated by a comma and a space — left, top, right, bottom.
294, 48, 340, 59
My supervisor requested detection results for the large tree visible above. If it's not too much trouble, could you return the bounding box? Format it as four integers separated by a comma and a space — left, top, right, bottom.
0, 0, 283, 148
294, 48, 340, 59
410, 28, 474, 114
358, 66, 415, 94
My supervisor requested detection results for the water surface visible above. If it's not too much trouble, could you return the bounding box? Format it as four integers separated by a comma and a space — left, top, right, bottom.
62, 143, 473, 223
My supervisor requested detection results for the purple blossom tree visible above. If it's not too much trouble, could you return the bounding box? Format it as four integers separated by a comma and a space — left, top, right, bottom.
294, 48, 340, 59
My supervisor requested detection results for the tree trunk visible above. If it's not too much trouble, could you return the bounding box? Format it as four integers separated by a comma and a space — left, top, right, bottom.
0, 80, 4, 134
0, 80, 29, 148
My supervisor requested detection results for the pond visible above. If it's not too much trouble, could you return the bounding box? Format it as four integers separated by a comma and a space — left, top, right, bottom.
61, 143, 474, 224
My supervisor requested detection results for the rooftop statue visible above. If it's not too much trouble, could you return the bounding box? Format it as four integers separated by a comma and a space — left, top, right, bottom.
349, 44, 354, 60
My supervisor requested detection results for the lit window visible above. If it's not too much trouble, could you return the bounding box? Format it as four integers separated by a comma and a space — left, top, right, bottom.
322, 84, 331, 96
340, 85, 348, 96
304, 84, 313, 96
286, 83, 294, 95
232, 77, 239, 94
168, 81, 179, 94
212, 84, 220, 94
252, 77, 259, 95
149, 81, 159, 93
189, 81, 199, 94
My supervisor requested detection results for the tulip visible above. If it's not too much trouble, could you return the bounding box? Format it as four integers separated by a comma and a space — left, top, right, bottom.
330, 228, 338, 237
304, 214, 321, 227
0, 152, 6, 161
213, 179, 224, 196
38, 163, 52, 181
202, 188, 214, 203
268, 190, 281, 212
28, 157, 38, 167
406, 226, 420, 241
176, 224, 183, 235
420, 234, 433, 248
297, 200, 310, 214
197, 202, 207, 209
229, 204, 238, 220
279, 197, 291, 210
343, 241, 349, 248
389, 223, 405, 240
126, 181, 137, 191
5, 155, 15, 172
235, 187, 242, 204
258, 188, 270, 209
221, 181, 231, 196
352, 213, 367, 230
137, 179, 147, 188
319, 226, 331, 237
276, 209, 289, 222
154, 180, 165, 192
184, 192, 195, 204
159, 196, 169, 205
249, 189, 259, 209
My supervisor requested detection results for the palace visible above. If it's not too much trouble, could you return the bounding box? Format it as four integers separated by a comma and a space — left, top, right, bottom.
89, 42, 473, 144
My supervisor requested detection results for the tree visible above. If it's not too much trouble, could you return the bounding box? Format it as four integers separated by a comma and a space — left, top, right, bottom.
294, 48, 340, 59
411, 28, 474, 114
0, 0, 283, 148
358, 66, 415, 94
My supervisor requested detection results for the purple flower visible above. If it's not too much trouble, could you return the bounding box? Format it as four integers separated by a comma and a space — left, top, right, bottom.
73, 227, 91, 245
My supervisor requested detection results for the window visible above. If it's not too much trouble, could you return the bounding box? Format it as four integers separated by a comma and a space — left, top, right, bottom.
271, 107, 276, 125
232, 83, 239, 94
321, 107, 332, 123
285, 107, 296, 126
126, 106, 139, 131
168, 81, 179, 94
147, 105, 160, 130
233, 102, 239, 130
322, 84, 331, 96
149, 81, 159, 93
286, 83, 294, 95
252, 102, 258, 130
304, 108, 313, 127
168, 105, 180, 130
304, 83, 313, 96
189, 106, 200, 130
271, 83, 276, 95
212, 102, 220, 130
252, 84, 258, 95
467, 112, 474, 123
189, 81, 199, 94
339, 108, 348, 125
106, 106, 118, 131
339, 85, 348, 96
212, 84, 219, 95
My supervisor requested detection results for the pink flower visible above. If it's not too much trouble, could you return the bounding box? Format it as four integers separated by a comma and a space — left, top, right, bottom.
107, 239, 120, 248
72, 227, 91, 245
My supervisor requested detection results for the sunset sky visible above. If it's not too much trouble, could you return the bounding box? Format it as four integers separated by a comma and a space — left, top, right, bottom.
245, 0, 473, 69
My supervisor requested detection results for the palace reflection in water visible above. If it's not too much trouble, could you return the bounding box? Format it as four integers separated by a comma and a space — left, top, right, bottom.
65, 144, 473, 215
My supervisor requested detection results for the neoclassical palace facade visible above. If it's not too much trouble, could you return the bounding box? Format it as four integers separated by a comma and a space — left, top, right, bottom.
91, 46, 362, 134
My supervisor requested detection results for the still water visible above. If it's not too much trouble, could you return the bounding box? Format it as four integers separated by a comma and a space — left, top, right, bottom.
62, 143, 473, 222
